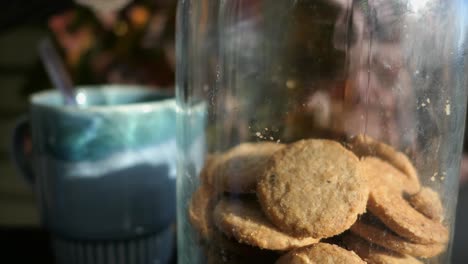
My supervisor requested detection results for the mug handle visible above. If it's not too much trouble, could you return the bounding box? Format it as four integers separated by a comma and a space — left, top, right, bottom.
10, 116, 35, 185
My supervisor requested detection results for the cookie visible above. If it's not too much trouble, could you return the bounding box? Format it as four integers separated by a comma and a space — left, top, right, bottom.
215, 143, 284, 193
188, 185, 217, 240
407, 187, 444, 222
210, 230, 263, 256
349, 134, 420, 193
205, 243, 278, 264
360, 157, 420, 195
257, 139, 368, 238
200, 155, 221, 188
275, 243, 366, 264
213, 197, 318, 250
350, 214, 446, 258
367, 186, 449, 244
342, 233, 423, 264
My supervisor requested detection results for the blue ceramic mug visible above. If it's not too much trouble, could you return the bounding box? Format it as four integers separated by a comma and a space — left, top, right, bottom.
12, 85, 179, 264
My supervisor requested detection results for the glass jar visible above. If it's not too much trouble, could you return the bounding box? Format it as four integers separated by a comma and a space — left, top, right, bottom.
176, 0, 468, 263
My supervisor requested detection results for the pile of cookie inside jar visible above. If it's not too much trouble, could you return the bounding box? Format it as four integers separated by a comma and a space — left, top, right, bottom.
178, 1, 467, 263
188, 134, 450, 264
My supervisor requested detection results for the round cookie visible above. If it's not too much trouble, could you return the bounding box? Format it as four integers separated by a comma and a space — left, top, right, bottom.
215, 142, 284, 193
349, 134, 420, 193
367, 186, 449, 244
205, 243, 278, 264
360, 157, 420, 195
213, 197, 319, 250
257, 139, 368, 238
206, 230, 279, 263
407, 187, 444, 223
188, 185, 217, 240
342, 233, 423, 264
275, 243, 366, 264
210, 230, 261, 257
200, 154, 221, 188
350, 214, 446, 258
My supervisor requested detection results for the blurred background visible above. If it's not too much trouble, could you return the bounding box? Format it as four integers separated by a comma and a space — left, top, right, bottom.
0, 0, 176, 262
0, 0, 466, 263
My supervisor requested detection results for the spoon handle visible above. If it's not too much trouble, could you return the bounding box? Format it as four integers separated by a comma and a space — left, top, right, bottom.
38, 38, 77, 106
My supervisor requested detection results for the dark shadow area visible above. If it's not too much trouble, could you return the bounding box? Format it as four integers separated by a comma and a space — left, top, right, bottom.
453, 184, 468, 263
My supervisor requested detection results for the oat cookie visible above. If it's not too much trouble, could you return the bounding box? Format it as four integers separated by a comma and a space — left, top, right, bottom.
349, 134, 420, 192
257, 139, 368, 238
275, 243, 366, 264
200, 155, 221, 188
350, 214, 446, 258
360, 157, 420, 195
213, 197, 318, 250
367, 187, 449, 244
210, 230, 260, 256
205, 243, 278, 264
215, 143, 284, 193
342, 233, 423, 264
189, 185, 275, 255
188, 185, 217, 240
407, 187, 444, 223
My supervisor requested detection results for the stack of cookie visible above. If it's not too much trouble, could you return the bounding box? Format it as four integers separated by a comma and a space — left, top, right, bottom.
188, 136, 449, 263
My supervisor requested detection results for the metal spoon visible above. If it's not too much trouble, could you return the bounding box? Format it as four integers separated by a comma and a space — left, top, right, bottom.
38, 37, 78, 106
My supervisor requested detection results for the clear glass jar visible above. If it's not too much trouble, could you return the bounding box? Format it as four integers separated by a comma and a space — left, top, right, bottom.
176, 0, 468, 263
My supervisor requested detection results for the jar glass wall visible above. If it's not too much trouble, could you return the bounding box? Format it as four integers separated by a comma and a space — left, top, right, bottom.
176, 0, 468, 263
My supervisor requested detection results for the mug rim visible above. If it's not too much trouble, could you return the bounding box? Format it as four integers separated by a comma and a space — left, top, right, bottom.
30, 84, 175, 112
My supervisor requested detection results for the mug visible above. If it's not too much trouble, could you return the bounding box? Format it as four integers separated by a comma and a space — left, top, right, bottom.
12, 85, 178, 264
